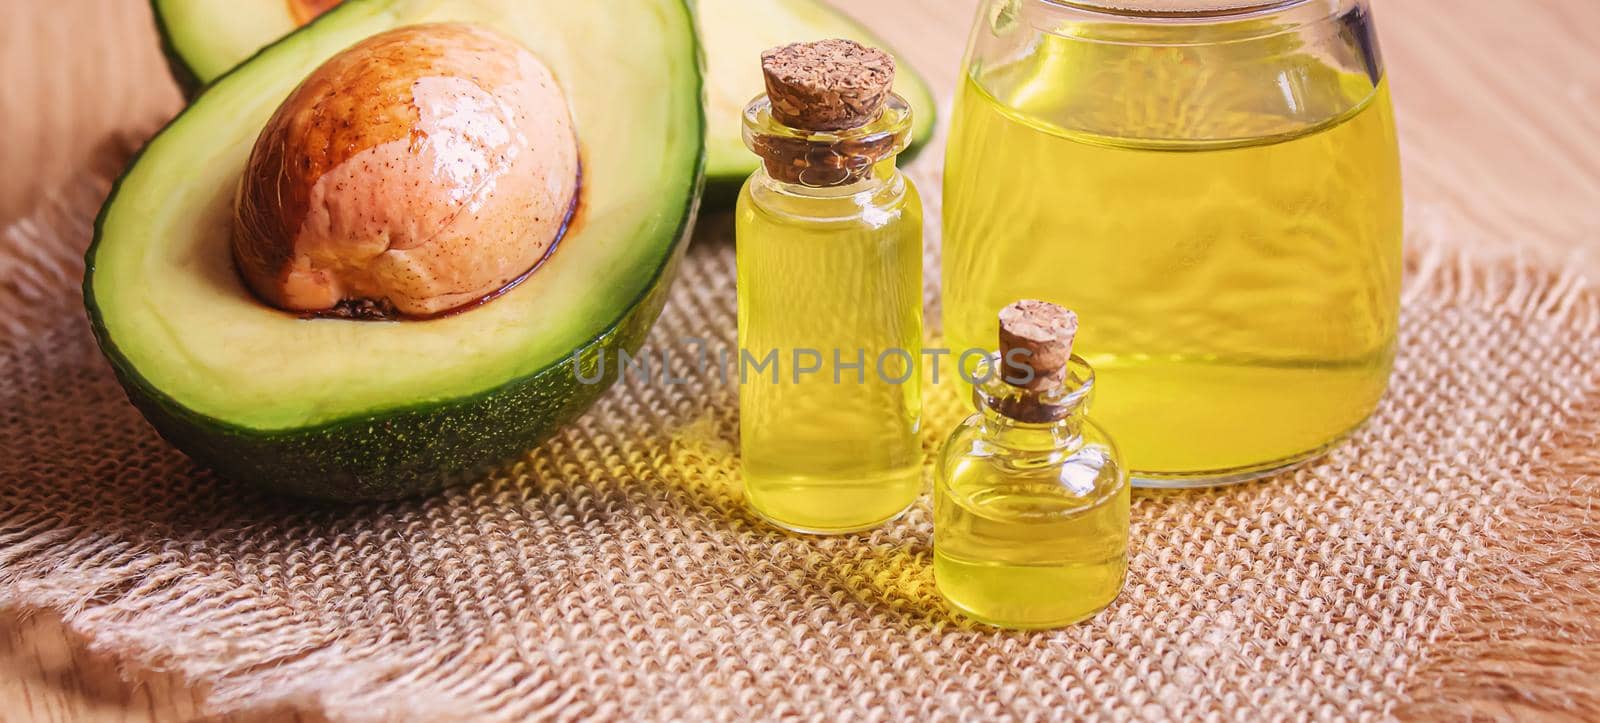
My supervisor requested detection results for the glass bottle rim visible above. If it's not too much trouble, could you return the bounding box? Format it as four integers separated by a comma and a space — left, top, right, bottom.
741, 93, 914, 188
971, 352, 1096, 424
742, 93, 914, 150
998, 0, 1365, 52
1042, 0, 1318, 20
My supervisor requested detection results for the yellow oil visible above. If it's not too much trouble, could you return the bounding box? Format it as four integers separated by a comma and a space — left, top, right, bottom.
942, 41, 1404, 480
934, 425, 1129, 628
736, 167, 924, 534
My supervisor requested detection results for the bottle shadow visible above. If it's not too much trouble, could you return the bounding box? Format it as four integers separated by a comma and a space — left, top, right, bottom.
642, 391, 966, 629
809, 530, 954, 628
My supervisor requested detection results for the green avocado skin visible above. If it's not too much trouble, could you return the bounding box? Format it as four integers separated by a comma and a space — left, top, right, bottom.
89, 1, 705, 502
90, 245, 685, 501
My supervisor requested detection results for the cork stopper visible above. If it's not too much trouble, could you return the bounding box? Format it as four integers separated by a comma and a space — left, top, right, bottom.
761, 39, 895, 132
747, 39, 908, 187
998, 300, 1079, 392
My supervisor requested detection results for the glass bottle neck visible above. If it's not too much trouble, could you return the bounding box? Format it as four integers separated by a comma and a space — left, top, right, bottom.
745, 160, 911, 226
968, 351, 1097, 448
975, 401, 1087, 452
750, 159, 903, 198
742, 92, 915, 189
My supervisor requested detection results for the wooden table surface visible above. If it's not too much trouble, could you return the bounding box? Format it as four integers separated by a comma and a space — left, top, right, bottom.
2, 0, 1596, 720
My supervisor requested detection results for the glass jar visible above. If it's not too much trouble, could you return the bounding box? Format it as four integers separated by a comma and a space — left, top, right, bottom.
941, 0, 1402, 486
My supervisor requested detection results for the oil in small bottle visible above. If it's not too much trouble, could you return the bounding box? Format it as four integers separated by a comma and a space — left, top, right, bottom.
934, 301, 1129, 628
736, 40, 924, 534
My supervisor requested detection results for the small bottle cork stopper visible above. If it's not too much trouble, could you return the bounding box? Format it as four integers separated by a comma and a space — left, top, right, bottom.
998, 300, 1079, 392
761, 39, 895, 132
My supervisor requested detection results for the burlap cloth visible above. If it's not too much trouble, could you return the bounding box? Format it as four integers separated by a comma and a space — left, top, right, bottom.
2, 145, 1597, 720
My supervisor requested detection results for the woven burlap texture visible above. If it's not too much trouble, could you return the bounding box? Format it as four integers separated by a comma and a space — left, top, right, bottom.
2, 159, 1598, 721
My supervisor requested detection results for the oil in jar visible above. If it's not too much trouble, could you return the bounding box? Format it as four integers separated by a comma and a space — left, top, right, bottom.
942, 12, 1403, 483
934, 301, 1129, 629
737, 40, 924, 534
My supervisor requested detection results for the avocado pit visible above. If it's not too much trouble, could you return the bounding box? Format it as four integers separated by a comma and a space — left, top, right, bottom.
232, 23, 579, 318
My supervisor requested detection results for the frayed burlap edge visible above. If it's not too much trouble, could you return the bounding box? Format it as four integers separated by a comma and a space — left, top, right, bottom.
3, 164, 1599, 719
1396, 247, 1600, 719
0, 159, 596, 720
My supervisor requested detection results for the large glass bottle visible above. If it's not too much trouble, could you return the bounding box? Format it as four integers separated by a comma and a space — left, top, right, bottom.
942, 0, 1402, 486
737, 40, 924, 534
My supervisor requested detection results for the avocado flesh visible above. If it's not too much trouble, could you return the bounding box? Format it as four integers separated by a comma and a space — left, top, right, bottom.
695, 0, 937, 199
89, 0, 703, 499
151, 0, 936, 204
152, 0, 299, 88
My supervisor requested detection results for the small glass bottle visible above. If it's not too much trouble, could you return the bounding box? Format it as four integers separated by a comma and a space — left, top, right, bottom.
934, 300, 1129, 628
737, 39, 924, 535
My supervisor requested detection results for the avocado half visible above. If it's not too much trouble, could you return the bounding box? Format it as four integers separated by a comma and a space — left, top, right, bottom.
88, 0, 704, 500
150, 0, 937, 205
